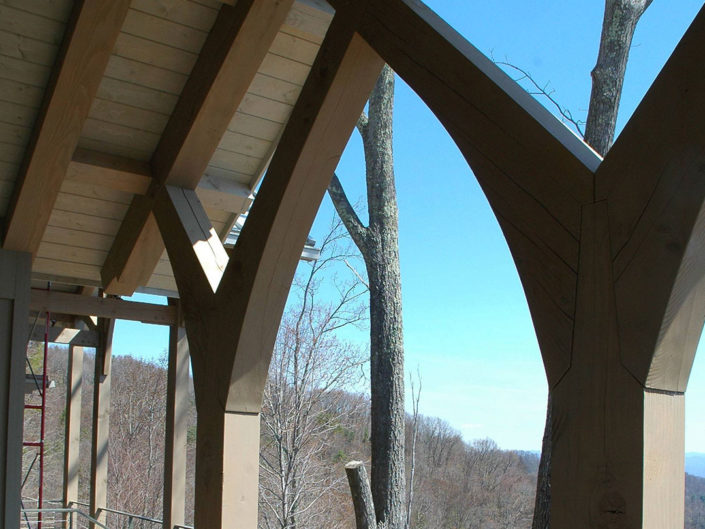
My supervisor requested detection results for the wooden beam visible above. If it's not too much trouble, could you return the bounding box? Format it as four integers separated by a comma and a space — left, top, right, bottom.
2, 0, 132, 255
102, 0, 295, 296
67, 149, 253, 214
29, 289, 178, 326
67, 148, 151, 195
154, 187, 229, 294
27, 324, 99, 347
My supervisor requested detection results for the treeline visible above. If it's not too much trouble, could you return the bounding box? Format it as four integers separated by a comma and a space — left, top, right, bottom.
24, 348, 705, 529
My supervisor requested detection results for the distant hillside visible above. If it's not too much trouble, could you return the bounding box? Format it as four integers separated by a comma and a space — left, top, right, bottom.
686, 473, 705, 528
688, 453, 705, 478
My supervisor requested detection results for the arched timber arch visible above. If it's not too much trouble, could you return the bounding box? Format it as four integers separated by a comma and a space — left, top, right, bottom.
322, 0, 705, 526
152, 8, 384, 529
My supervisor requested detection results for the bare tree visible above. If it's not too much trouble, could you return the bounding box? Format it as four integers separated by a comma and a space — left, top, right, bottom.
108, 356, 168, 521
532, 2, 653, 527
259, 219, 367, 529
405, 371, 421, 529
328, 63, 406, 529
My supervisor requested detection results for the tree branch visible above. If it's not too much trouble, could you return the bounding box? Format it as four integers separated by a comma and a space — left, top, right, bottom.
328, 173, 368, 251
494, 59, 585, 138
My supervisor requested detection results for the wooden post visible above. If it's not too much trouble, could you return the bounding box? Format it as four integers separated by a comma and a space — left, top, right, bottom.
63, 345, 84, 509
642, 391, 685, 528
163, 310, 189, 529
0, 249, 31, 529
89, 318, 114, 528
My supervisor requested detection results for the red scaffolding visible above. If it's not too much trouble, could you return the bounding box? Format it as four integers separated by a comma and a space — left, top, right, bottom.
23, 285, 50, 529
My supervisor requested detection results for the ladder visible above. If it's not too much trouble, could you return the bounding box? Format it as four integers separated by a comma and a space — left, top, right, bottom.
23, 283, 51, 529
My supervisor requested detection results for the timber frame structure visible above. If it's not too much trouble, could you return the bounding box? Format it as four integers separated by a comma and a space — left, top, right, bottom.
0, 0, 704, 527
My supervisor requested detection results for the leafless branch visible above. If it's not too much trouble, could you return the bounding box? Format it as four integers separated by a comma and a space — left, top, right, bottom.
492, 55, 585, 138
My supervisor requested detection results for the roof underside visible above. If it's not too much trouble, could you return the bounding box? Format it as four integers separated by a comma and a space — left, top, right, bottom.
0, 0, 333, 297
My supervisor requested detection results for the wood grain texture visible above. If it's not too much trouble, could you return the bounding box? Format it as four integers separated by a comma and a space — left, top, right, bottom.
3, 0, 132, 256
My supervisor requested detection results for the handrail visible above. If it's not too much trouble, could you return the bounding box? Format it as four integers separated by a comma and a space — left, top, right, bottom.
95, 506, 163, 525
68, 500, 195, 529
21, 507, 111, 529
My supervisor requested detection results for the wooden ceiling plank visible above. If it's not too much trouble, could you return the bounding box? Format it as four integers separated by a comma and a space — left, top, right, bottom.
2, 0, 132, 256
102, 0, 295, 296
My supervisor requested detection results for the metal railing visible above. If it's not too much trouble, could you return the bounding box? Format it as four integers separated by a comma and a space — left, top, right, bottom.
71, 501, 164, 529
21, 502, 195, 529
20, 507, 109, 529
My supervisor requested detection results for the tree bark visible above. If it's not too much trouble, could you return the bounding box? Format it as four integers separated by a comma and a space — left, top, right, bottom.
584, 0, 653, 155
328, 64, 406, 529
531, 394, 551, 529
533, 3, 651, 527
345, 461, 378, 529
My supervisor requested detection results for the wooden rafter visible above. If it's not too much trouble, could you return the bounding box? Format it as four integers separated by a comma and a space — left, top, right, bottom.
101, 0, 295, 296
2, 0, 132, 255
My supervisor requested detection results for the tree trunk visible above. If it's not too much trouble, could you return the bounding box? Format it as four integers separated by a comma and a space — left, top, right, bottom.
328, 64, 406, 529
533, 3, 651, 527
584, 0, 653, 154
531, 394, 551, 529
345, 461, 377, 529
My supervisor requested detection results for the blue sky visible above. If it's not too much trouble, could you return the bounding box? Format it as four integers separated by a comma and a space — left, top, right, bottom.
113, 0, 705, 451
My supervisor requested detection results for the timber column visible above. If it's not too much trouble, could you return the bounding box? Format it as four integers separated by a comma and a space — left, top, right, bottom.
163, 306, 189, 529
0, 250, 30, 529
89, 317, 114, 528
547, 202, 689, 528
63, 344, 84, 509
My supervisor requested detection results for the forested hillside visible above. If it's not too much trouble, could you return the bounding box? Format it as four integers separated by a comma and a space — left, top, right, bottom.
22, 347, 705, 529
